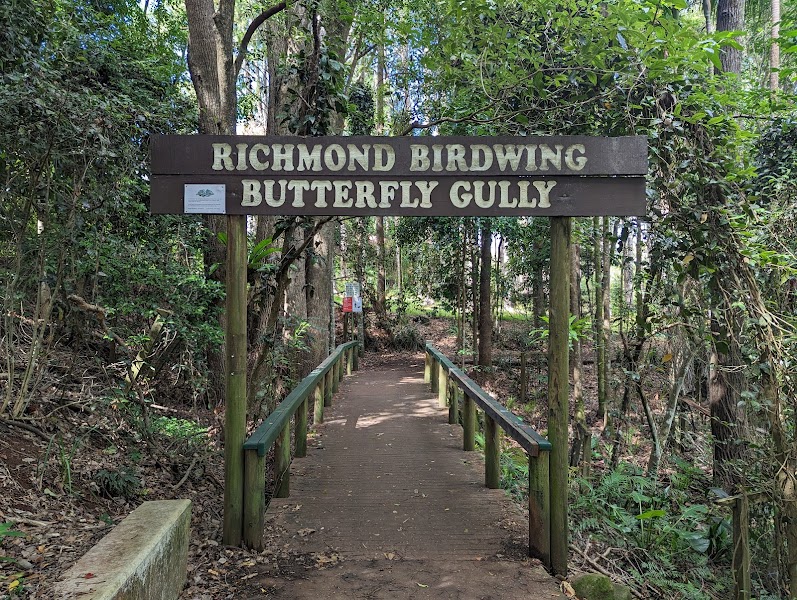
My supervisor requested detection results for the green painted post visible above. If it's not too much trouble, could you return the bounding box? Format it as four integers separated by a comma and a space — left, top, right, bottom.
222, 214, 247, 547
430, 357, 439, 393
548, 216, 571, 576
463, 393, 476, 451
242, 449, 265, 550
733, 494, 751, 600
295, 398, 308, 458
332, 357, 341, 394
314, 380, 325, 423
424, 349, 431, 383
529, 450, 551, 570
438, 363, 448, 409
274, 423, 291, 498
352, 345, 359, 370
346, 347, 353, 375
324, 369, 333, 406
485, 415, 500, 489
448, 381, 459, 425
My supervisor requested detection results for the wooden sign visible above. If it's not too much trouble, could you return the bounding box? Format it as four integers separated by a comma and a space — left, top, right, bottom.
150, 135, 647, 216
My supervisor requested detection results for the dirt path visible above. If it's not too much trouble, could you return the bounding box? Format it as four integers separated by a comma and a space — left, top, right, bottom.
259, 355, 564, 599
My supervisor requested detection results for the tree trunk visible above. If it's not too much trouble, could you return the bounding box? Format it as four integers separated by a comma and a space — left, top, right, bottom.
709, 316, 745, 489
376, 216, 387, 316
771, 0, 780, 90
716, 0, 746, 74
478, 222, 493, 368
306, 219, 334, 370
569, 243, 589, 475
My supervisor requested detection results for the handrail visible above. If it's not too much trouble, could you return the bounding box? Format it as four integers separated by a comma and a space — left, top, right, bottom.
425, 343, 551, 456
242, 340, 359, 550
244, 340, 358, 456
424, 341, 553, 572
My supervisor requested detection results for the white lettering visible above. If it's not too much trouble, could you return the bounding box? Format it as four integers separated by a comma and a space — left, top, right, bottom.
469, 145, 493, 171
410, 145, 430, 172
333, 180, 353, 207
264, 180, 288, 207
473, 181, 497, 208
272, 144, 295, 171
446, 144, 468, 171
324, 145, 346, 171
378, 181, 398, 208
372, 144, 395, 171
310, 180, 332, 207
297, 145, 323, 171
249, 144, 270, 170
497, 181, 515, 207
288, 180, 310, 207
236, 144, 248, 170
533, 180, 557, 208
565, 144, 587, 171
539, 144, 563, 171
355, 181, 377, 208
241, 179, 262, 206
347, 144, 370, 171
212, 143, 233, 171
450, 181, 472, 207
494, 145, 524, 172
414, 181, 438, 208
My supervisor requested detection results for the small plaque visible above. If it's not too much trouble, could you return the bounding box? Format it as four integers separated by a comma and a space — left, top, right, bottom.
184, 184, 226, 214
352, 297, 362, 313
343, 297, 353, 313
345, 282, 360, 298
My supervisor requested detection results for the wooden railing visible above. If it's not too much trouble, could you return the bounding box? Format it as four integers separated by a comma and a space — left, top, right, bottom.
242, 340, 359, 549
425, 342, 554, 571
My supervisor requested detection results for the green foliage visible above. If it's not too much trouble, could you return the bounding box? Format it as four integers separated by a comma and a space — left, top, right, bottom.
152, 416, 209, 440
571, 465, 732, 598
348, 81, 375, 135
93, 467, 141, 499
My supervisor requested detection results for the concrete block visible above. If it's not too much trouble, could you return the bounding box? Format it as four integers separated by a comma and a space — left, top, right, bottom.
54, 499, 192, 600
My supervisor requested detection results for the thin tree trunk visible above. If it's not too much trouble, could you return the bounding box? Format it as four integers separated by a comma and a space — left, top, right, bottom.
717, 0, 746, 74
771, 0, 780, 90
478, 222, 493, 368
569, 243, 589, 475
376, 216, 387, 316
471, 221, 479, 362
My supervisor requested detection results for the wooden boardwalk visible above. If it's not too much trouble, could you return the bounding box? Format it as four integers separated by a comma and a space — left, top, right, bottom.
264, 355, 563, 599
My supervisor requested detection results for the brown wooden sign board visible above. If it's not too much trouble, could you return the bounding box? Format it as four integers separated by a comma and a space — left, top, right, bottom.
150, 135, 647, 217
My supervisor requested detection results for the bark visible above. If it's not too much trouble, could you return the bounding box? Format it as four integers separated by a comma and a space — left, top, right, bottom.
375, 216, 387, 317
478, 222, 493, 368
716, 0, 746, 74
709, 316, 745, 489
569, 243, 589, 475
771, 0, 780, 90
305, 219, 334, 371
471, 221, 479, 361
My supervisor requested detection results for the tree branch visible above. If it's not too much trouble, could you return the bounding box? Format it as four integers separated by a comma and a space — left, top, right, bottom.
234, 2, 288, 79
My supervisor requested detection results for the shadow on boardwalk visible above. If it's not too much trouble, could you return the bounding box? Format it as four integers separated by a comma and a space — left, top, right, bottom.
258, 354, 563, 599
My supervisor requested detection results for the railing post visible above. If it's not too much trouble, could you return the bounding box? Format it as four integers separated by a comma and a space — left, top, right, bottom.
463, 392, 476, 451
430, 357, 439, 393
324, 369, 333, 406
485, 415, 500, 489
274, 423, 290, 498
346, 347, 353, 376
424, 347, 431, 383
733, 494, 751, 600
448, 380, 459, 425
314, 379, 325, 423
332, 357, 341, 394
529, 450, 551, 571
243, 448, 266, 550
548, 216, 571, 576
438, 363, 448, 409
295, 398, 308, 458
352, 345, 359, 371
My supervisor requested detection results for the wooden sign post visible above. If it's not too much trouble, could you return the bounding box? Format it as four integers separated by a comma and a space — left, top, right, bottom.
150, 134, 647, 572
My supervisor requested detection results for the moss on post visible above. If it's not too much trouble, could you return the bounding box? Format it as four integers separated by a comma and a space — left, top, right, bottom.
274, 423, 291, 498
463, 393, 476, 451
295, 398, 308, 458
243, 449, 266, 550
